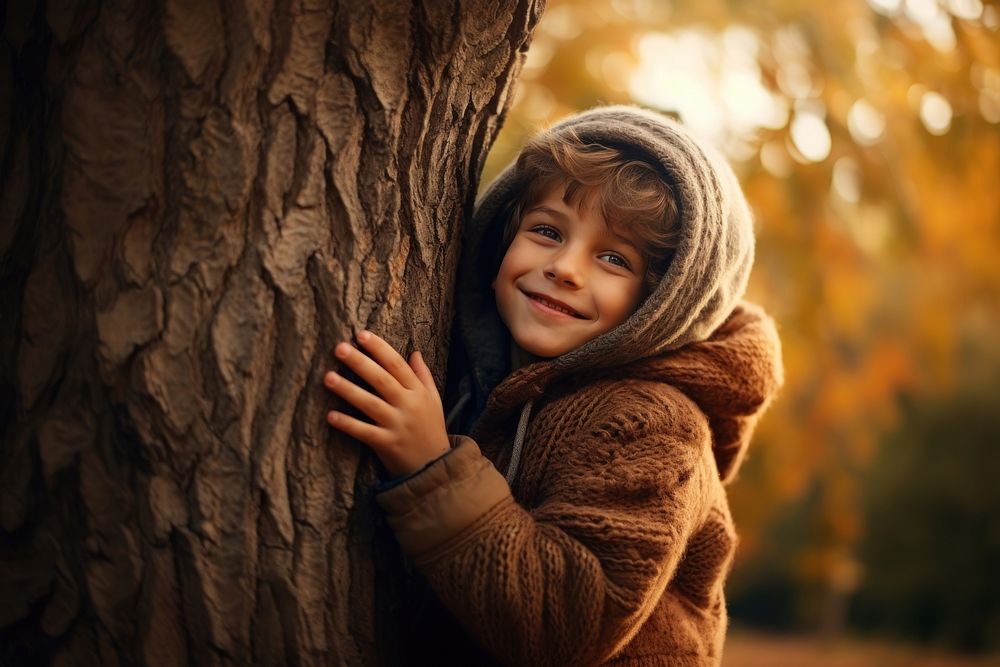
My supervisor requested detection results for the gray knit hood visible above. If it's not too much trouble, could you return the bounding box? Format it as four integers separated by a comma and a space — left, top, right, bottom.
443, 105, 757, 468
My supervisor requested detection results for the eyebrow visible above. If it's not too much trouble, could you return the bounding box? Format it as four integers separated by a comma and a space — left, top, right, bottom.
527, 205, 643, 254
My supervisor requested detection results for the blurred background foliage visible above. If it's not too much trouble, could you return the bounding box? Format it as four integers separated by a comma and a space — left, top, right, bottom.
481, 0, 1000, 654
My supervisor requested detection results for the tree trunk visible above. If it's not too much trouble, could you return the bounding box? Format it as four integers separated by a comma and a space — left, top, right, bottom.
0, 1, 542, 664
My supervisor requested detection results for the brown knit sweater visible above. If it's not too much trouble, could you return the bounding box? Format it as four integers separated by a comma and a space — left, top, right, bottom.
376, 301, 782, 666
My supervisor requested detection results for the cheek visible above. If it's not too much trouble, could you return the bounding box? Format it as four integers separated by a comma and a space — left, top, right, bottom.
495, 246, 526, 285
493, 261, 515, 312
599, 283, 644, 324
493, 261, 510, 291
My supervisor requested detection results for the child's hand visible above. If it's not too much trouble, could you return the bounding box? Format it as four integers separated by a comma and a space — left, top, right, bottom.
323, 330, 450, 478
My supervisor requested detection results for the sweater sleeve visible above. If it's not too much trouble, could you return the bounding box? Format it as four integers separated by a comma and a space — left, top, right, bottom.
375, 384, 713, 666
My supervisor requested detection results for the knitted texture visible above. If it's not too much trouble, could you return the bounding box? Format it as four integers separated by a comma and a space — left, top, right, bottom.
377, 303, 784, 666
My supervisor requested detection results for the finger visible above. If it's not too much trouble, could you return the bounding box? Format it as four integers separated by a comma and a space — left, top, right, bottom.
326, 409, 392, 448
409, 351, 438, 395
356, 330, 421, 391
324, 371, 393, 423
333, 340, 405, 402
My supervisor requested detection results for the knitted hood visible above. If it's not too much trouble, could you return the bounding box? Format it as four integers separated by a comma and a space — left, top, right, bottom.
443, 105, 773, 482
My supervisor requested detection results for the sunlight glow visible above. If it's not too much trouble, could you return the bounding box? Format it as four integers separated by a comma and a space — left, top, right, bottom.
983, 4, 999, 28
919, 91, 953, 135
847, 99, 886, 145
970, 64, 1000, 123
522, 37, 555, 78
630, 31, 725, 142
980, 90, 1000, 123
611, 0, 661, 20
948, 0, 983, 20
777, 62, 815, 99
790, 112, 832, 162
832, 157, 862, 203
867, 0, 902, 15
902, 0, 958, 50
630, 27, 787, 151
541, 5, 583, 40
906, 0, 940, 23
923, 16, 957, 51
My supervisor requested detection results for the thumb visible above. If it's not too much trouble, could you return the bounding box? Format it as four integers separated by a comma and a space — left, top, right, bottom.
410, 350, 436, 391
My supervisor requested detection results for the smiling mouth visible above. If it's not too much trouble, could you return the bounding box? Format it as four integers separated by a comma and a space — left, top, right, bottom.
525, 292, 587, 319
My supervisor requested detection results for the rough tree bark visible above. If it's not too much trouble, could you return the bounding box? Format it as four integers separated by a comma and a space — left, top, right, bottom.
0, 1, 542, 664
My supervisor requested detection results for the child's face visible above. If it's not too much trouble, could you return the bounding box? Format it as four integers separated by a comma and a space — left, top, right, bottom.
492, 184, 647, 359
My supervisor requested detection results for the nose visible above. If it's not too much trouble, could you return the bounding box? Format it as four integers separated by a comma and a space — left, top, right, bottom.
543, 245, 586, 287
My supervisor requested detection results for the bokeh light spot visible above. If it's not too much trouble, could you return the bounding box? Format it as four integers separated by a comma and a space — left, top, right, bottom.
541, 5, 583, 40
522, 37, 554, 79
906, 0, 940, 23
832, 157, 862, 204
979, 89, 1000, 123
790, 112, 832, 162
982, 4, 998, 28
777, 61, 815, 100
867, 0, 902, 15
847, 99, 886, 145
919, 91, 953, 135
948, 0, 983, 20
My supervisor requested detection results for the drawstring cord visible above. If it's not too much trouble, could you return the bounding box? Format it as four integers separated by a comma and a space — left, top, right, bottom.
505, 398, 534, 485
445, 391, 470, 431
445, 389, 535, 486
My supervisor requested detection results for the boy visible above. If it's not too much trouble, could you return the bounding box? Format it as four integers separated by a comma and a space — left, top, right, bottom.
324, 106, 783, 666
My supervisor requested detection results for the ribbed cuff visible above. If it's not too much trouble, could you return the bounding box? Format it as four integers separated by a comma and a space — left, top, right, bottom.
375, 434, 511, 562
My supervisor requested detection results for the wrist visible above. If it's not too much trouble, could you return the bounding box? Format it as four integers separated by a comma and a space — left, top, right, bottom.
382, 441, 451, 478
376, 446, 454, 492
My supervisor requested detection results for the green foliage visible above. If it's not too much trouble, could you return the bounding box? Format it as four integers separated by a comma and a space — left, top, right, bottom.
852, 379, 1000, 652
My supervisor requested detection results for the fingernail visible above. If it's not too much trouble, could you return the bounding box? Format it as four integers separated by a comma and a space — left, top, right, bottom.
336, 343, 350, 358
325, 371, 339, 385
357, 329, 370, 342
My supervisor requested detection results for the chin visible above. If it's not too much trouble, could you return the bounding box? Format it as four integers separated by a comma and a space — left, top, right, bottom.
515, 337, 571, 359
